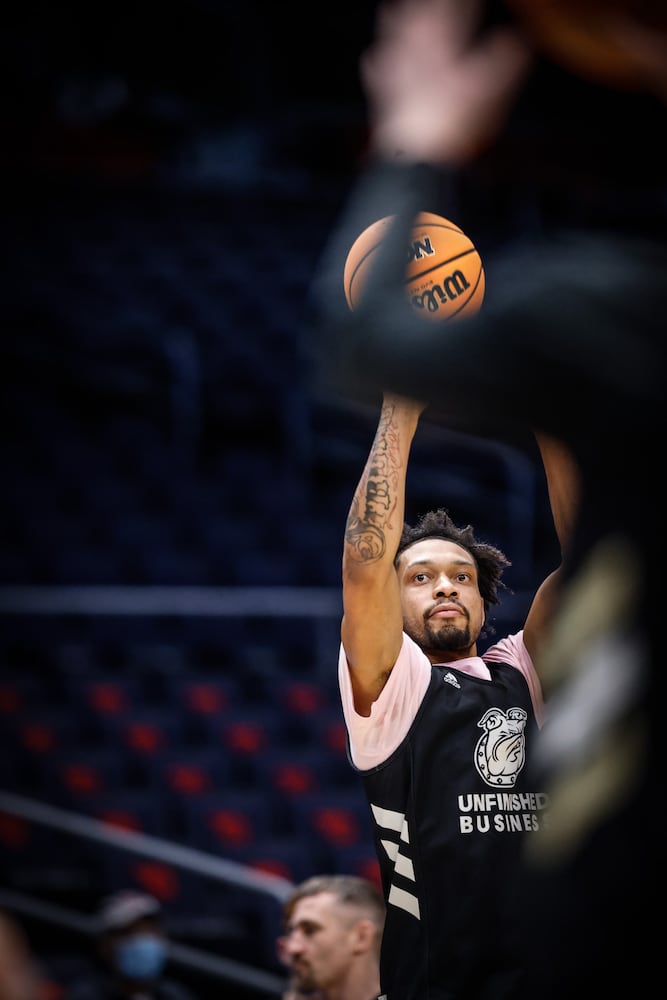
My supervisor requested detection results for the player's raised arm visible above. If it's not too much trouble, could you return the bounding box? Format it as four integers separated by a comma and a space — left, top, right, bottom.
522, 432, 581, 667
341, 393, 425, 716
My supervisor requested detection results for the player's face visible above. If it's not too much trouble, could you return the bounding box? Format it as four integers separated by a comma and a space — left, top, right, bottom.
396, 538, 486, 659
281, 892, 354, 994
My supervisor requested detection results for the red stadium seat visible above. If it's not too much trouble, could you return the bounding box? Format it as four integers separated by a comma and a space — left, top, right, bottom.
180, 790, 273, 854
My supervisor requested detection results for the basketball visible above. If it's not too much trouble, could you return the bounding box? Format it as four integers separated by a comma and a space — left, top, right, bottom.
506, 0, 667, 89
343, 211, 485, 322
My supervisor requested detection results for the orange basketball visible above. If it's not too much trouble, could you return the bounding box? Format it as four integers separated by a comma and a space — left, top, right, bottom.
506, 0, 667, 90
343, 211, 485, 322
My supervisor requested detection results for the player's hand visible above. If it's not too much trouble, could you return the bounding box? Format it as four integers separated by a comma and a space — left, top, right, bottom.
362, 0, 533, 164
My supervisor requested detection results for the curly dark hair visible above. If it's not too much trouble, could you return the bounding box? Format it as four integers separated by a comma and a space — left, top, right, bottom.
395, 508, 511, 617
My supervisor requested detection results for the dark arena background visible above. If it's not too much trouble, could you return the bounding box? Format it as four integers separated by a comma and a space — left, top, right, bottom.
1, 2, 665, 997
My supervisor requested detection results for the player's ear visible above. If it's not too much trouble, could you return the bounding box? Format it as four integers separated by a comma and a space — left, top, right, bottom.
352, 918, 376, 954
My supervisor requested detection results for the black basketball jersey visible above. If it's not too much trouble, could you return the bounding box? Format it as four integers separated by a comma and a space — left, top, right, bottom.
356, 661, 548, 1000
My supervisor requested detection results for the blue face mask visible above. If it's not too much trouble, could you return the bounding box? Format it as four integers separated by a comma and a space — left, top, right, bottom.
115, 933, 167, 980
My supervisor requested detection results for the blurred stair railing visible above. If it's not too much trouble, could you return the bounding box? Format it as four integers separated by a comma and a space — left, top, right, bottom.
0, 789, 291, 997
0, 585, 342, 616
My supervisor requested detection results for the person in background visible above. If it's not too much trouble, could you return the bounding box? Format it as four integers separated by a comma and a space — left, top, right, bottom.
277, 874, 384, 1000
308, 1, 666, 997
66, 890, 196, 1000
0, 911, 42, 1000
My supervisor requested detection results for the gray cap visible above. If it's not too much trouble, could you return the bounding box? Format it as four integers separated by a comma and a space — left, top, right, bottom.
97, 890, 161, 933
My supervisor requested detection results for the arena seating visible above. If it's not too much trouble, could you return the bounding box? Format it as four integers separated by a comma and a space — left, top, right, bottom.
0, 169, 557, 987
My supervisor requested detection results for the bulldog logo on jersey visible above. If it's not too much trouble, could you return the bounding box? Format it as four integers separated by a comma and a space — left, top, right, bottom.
474, 706, 527, 787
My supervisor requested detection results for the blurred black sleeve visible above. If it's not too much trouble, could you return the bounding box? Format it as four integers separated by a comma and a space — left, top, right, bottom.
306, 156, 666, 452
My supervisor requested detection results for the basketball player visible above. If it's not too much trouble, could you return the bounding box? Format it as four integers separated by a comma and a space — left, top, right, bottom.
336, 389, 577, 1000
312, 2, 667, 997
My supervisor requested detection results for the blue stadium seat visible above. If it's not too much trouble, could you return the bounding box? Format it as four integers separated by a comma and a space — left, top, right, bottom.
179, 789, 274, 855
86, 707, 186, 764
162, 674, 242, 744
287, 789, 374, 872
212, 708, 287, 785
42, 747, 129, 809
254, 748, 327, 838
330, 844, 382, 890
232, 835, 314, 886
81, 788, 171, 839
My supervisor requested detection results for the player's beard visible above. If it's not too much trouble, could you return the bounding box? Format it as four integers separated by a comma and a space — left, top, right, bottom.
409, 618, 473, 654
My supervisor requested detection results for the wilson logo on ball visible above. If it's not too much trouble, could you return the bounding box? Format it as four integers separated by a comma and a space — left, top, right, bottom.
344, 211, 485, 322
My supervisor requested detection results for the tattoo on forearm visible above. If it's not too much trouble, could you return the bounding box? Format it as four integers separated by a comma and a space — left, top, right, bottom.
345, 402, 402, 564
